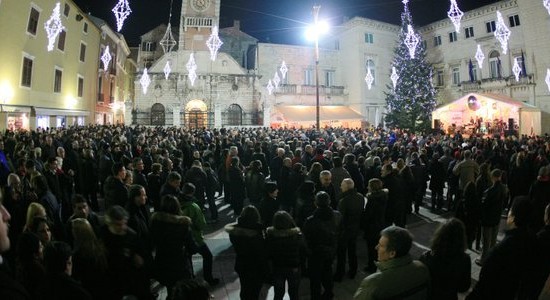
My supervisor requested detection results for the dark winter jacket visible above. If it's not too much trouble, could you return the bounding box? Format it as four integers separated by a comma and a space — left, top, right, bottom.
362, 189, 388, 238
259, 196, 279, 228
266, 226, 305, 269
338, 189, 364, 238
225, 222, 268, 275
103, 176, 128, 208
39, 272, 92, 300
303, 207, 342, 260
245, 170, 265, 202
480, 181, 508, 227
419, 251, 471, 300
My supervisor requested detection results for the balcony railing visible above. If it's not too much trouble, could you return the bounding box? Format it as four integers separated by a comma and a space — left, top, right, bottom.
275, 84, 346, 96
184, 17, 214, 30
460, 74, 534, 92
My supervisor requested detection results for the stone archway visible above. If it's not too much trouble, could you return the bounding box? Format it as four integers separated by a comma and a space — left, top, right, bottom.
185, 99, 208, 129
151, 103, 165, 125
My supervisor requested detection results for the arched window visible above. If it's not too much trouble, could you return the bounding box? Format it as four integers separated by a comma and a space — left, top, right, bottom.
489, 50, 501, 78
227, 104, 243, 126
150, 103, 165, 125
366, 59, 376, 85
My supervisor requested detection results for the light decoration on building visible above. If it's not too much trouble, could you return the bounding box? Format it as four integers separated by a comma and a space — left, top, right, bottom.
160, 23, 177, 53
164, 61, 172, 80
364, 68, 374, 90
280, 61, 288, 80
186, 53, 198, 86
44, 2, 65, 52
140, 68, 151, 95
475, 44, 485, 68
273, 73, 281, 89
545, 69, 550, 92
544, 0, 550, 16
447, 0, 464, 33
101, 46, 112, 72
390, 67, 399, 90
404, 25, 420, 59
512, 57, 522, 81
206, 26, 223, 61
267, 80, 274, 95
494, 11, 511, 54
112, 0, 132, 32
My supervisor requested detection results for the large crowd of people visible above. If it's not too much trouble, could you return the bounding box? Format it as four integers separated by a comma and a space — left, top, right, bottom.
0, 124, 549, 299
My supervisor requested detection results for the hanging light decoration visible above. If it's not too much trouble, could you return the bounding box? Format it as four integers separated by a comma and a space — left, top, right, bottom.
512, 58, 522, 82
494, 11, 511, 54
112, 0, 132, 32
544, 0, 550, 16
475, 44, 485, 68
206, 26, 223, 61
163, 61, 172, 80
447, 0, 464, 33
404, 25, 420, 59
280, 61, 288, 80
390, 67, 399, 90
44, 2, 65, 52
140, 68, 151, 95
545, 68, 550, 92
273, 72, 281, 89
101, 46, 112, 72
267, 80, 274, 95
160, 0, 177, 53
186, 53, 198, 86
364, 67, 374, 90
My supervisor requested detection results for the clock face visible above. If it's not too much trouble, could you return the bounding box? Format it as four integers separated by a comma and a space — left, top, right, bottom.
191, 0, 211, 12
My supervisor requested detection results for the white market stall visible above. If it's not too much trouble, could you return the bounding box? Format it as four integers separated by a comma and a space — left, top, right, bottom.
432, 93, 541, 136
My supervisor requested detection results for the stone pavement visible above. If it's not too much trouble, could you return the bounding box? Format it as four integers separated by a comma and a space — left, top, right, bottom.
169, 196, 508, 300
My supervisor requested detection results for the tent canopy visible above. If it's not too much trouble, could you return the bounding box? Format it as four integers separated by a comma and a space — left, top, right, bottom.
271, 105, 364, 128
432, 93, 541, 136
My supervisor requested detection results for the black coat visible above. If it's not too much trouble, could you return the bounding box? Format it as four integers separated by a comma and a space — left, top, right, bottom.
337, 189, 364, 238
150, 212, 197, 287
103, 176, 128, 209
303, 207, 341, 260
266, 226, 305, 269
419, 251, 471, 300
344, 164, 365, 193
481, 181, 507, 227
362, 189, 388, 238
225, 222, 268, 275
0, 266, 30, 300
39, 273, 92, 300
259, 196, 279, 228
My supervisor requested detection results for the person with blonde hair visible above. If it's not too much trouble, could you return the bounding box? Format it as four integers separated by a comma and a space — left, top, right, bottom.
24, 202, 47, 232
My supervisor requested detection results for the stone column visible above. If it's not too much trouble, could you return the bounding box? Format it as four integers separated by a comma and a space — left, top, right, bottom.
214, 104, 222, 127
173, 106, 180, 126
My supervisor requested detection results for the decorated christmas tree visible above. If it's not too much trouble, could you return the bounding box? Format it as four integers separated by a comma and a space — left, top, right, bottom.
384, 1, 437, 132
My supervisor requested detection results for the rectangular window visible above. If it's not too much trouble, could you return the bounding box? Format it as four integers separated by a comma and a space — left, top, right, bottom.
57, 30, 66, 51
141, 42, 156, 52
304, 69, 313, 85
490, 59, 500, 78
364, 33, 374, 44
325, 70, 335, 87
21, 56, 33, 87
433, 35, 442, 47
436, 70, 444, 86
54, 68, 62, 93
83, 22, 88, 33
465, 26, 474, 38
471, 63, 478, 81
27, 7, 40, 35
452, 67, 460, 85
77, 76, 84, 97
486, 21, 496, 33
79, 43, 86, 62
449, 32, 457, 43
63, 3, 70, 17
509, 15, 520, 27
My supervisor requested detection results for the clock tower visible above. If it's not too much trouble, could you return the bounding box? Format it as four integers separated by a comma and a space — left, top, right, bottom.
179, 0, 221, 51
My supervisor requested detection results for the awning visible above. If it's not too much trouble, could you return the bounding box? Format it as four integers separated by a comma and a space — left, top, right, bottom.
1, 105, 32, 113
34, 107, 90, 116
274, 105, 363, 122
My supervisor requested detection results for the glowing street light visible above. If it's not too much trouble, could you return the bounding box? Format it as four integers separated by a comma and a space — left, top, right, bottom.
306, 5, 328, 130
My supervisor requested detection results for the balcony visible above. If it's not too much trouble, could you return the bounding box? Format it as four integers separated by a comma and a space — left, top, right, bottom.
275, 84, 346, 96
460, 74, 534, 93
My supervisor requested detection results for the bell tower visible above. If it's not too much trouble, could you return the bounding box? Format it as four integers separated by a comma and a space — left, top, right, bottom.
178, 0, 221, 51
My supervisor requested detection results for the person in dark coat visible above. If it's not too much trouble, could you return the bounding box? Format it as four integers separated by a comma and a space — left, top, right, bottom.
251, 144, 270, 178
103, 162, 128, 209
81, 148, 99, 211
126, 184, 152, 266
39, 241, 93, 300
270, 148, 285, 183
362, 178, 388, 273
185, 160, 208, 210
473, 163, 492, 250
203, 162, 220, 221
294, 181, 316, 228
428, 153, 445, 210
15, 232, 46, 299
245, 160, 265, 206
159, 171, 181, 199
147, 163, 163, 211
467, 197, 544, 300
150, 195, 198, 298
344, 154, 365, 194
225, 206, 268, 300
335, 178, 364, 281
529, 166, 550, 234
266, 211, 305, 300
316, 170, 337, 209
259, 182, 280, 228
303, 191, 342, 300
419, 218, 471, 300
462, 181, 481, 249
132, 158, 148, 193
228, 157, 246, 216
32, 175, 63, 240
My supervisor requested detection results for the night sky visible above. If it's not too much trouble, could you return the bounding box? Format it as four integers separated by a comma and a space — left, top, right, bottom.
72, 0, 499, 46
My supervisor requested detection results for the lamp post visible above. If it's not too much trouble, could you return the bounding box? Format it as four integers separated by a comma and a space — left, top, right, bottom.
306, 5, 328, 130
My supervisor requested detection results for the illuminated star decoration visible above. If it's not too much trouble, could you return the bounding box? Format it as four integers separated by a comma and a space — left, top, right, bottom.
280, 61, 288, 80
402, 0, 409, 4
160, 23, 177, 53
475, 45, 485, 69
112, 0, 132, 32
186, 53, 198, 86
164, 61, 172, 80
364, 68, 374, 90
44, 2, 65, 52
544, 0, 550, 16
447, 0, 464, 33
494, 11, 511, 54
206, 26, 223, 61
545, 69, 550, 92
140, 68, 151, 95
101, 46, 112, 72
404, 25, 420, 59
390, 67, 399, 90
273, 72, 281, 89
512, 58, 522, 82
267, 80, 274, 95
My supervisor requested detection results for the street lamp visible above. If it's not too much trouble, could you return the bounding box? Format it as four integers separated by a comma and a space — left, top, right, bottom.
306, 5, 328, 130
